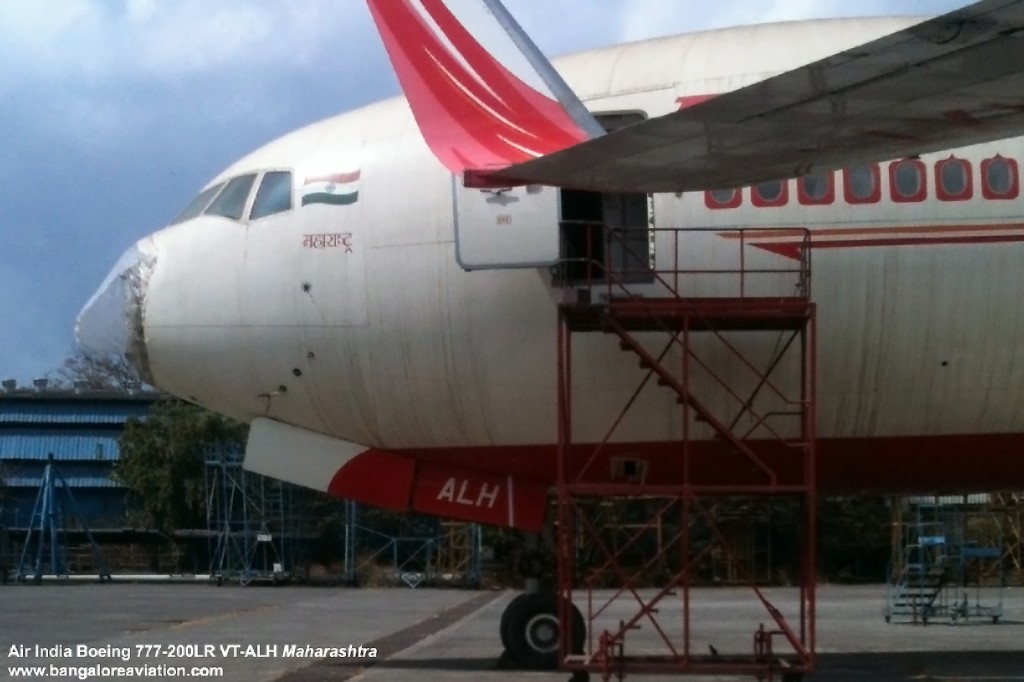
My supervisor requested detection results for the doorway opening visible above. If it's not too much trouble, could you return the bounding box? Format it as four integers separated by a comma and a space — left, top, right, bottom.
557, 112, 653, 287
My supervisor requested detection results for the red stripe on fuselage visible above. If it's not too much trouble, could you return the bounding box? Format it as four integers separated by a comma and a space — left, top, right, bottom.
385, 434, 1024, 497
718, 223, 1024, 259
723, 223, 1024, 239
322, 436, 1022, 529
326, 447, 549, 531
802, 233, 1024, 249
328, 449, 416, 511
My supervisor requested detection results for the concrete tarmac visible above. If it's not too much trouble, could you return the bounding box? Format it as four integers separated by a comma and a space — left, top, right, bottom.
0, 583, 1021, 681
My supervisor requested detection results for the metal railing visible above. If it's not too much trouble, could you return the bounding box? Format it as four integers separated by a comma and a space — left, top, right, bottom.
556, 223, 812, 302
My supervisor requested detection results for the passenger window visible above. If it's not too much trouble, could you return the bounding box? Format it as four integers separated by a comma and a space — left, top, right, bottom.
171, 183, 225, 224
250, 171, 293, 220
895, 163, 920, 195
981, 155, 1019, 200
843, 164, 880, 204
751, 179, 787, 207
936, 157, 972, 202
205, 174, 257, 220
986, 158, 1012, 194
798, 171, 834, 205
889, 159, 926, 203
704, 188, 741, 209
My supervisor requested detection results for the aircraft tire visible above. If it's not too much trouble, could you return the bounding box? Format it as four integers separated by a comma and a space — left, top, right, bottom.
503, 592, 584, 670
499, 593, 533, 652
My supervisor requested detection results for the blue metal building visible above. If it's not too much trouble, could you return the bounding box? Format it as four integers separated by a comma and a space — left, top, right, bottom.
0, 384, 162, 530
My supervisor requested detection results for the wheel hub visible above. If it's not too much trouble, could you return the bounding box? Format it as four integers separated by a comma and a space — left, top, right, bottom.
525, 613, 559, 653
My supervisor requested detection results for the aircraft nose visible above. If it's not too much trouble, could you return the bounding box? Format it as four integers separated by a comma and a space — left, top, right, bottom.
75, 236, 159, 381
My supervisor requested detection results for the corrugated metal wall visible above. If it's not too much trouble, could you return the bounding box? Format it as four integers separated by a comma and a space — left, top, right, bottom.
905, 494, 993, 506
0, 391, 161, 529
0, 431, 123, 460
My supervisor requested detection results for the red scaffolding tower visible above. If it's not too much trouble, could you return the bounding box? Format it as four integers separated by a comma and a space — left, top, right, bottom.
555, 227, 816, 681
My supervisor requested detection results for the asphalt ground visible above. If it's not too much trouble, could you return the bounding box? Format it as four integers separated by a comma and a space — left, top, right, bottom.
0, 583, 1022, 681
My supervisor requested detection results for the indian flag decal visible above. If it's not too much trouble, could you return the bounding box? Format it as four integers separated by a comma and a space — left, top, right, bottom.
301, 171, 361, 207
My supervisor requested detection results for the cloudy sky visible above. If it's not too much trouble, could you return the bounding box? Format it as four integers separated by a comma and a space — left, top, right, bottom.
0, 0, 967, 384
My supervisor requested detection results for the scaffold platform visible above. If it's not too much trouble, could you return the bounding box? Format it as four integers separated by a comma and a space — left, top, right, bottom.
554, 227, 816, 681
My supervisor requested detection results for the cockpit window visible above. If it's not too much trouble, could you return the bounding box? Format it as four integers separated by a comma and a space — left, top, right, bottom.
250, 171, 293, 220
171, 182, 225, 225
205, 174, 257, 220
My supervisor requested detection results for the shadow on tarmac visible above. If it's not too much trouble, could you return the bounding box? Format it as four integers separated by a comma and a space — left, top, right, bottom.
365, 650, 1024, 680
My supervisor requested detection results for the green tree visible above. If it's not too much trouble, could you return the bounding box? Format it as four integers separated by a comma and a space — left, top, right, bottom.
50, 349, 143, 390
817, 496, 892, 581
115, 402, 247, 533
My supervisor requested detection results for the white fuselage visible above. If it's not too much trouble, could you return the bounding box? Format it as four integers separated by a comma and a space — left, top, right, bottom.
82, 18, 1024, 495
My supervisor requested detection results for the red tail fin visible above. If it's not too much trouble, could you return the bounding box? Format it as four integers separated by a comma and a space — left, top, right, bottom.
367, 0, 601, 175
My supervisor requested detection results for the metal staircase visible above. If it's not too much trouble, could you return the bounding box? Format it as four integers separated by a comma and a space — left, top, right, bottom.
886, 500, 1004, 625
554, 226, 816, 680
885, 533, 950, 623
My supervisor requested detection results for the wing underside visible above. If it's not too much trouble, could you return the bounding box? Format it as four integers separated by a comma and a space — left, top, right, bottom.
483, 0, 1024, 193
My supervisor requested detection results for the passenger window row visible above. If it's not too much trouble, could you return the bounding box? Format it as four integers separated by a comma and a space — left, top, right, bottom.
705, 155, 1019, 209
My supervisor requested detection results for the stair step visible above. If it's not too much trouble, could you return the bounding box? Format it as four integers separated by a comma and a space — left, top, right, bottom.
894, 596, 937, 601
893, 596, 937, 602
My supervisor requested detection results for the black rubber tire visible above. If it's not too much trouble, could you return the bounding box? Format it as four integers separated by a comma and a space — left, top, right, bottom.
499, 593, 533, 652
503, 592, 585, 670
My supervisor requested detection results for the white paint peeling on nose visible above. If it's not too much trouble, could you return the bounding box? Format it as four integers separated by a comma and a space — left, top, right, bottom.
75, 236, 159, 380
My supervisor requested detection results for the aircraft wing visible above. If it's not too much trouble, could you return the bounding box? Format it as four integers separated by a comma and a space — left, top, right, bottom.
482, 0, 1024, 193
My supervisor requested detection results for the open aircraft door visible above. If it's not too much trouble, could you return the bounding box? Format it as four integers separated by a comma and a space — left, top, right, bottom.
452, 179, 560, 270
